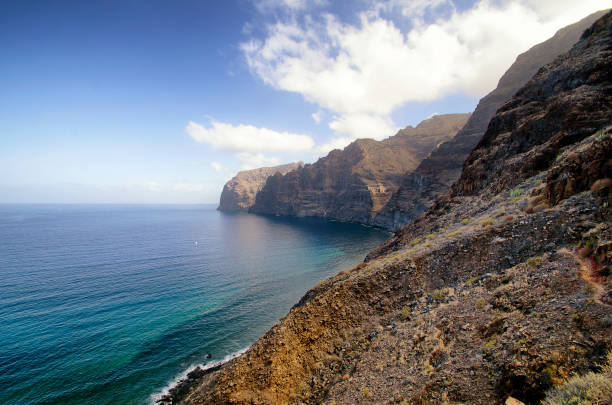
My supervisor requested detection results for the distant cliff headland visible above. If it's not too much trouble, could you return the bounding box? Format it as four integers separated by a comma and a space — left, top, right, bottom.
218, 162, 303, 212
168, 9, 612, 405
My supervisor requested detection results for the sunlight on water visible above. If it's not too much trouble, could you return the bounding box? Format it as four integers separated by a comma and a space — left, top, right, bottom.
0, 204, 389, 404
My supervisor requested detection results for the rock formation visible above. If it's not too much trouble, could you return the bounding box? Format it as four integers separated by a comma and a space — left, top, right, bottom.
218, 162, 303, 212
373, 9, 608, 230
249, 114, 469, 224
165, 11, 612, 405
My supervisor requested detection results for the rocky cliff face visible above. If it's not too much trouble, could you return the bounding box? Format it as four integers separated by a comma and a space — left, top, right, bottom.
218, 162, 303, 212
373, 9, 608, 231
166, 11, 612, 405
250, 114, 469, 224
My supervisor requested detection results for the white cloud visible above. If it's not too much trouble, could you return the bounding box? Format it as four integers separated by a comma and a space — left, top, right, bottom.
311, 110, 323, 124
237, 152, 281, 169
243, 0, 610, 139
315, 137, 354, 155
210, 161, 225, 172
255, 0, 327, 12
186, 120, 315, 153
373, 0, 452, 18
329, 113, 397, 140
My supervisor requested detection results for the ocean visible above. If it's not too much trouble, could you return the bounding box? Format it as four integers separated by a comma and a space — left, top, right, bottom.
0, 204, 389, 404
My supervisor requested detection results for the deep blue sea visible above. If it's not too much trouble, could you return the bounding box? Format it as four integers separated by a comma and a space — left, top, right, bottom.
0, 204, 388, 404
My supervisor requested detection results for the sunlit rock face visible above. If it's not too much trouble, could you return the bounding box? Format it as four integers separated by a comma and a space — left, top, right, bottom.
218, 162, 303, 212
250, 114, 470, 224
374, 9, 608, 231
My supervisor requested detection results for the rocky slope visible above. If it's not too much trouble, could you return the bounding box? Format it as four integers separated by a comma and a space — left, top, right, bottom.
218, 162, 303, 211
164, 11, 612, 405
373, 9, 608, 231
250, 114, 469, 224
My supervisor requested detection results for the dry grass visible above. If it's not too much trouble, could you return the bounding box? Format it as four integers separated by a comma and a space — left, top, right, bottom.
446, 229, 463, 238
543, 350, 612, 405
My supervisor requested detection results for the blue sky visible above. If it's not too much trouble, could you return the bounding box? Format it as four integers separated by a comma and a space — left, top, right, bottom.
1, 0, 609, 203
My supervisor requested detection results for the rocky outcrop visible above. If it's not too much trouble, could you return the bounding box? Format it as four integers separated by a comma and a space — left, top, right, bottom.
168, 11, 612, 405
452, 11, 612, 199
250, 114, 469, 224
373, 9, 609, 231
218, 162, 303, 212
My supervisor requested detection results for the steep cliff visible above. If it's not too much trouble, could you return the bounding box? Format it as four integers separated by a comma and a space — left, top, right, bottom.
166, 11, 612, 405
218, 162, 303, 212
374, 9, 609, 230
250, 114, 469, 224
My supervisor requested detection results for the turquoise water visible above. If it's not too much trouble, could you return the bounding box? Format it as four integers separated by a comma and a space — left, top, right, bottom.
0, 204, 388, 404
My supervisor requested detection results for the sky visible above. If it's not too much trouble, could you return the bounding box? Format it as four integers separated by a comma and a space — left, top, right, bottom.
0, 0, 609, 204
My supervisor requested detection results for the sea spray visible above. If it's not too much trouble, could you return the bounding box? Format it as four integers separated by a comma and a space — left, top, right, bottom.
150, 347, 249, 404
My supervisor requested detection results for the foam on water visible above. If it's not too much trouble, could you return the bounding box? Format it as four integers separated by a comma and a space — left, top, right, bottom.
150, 346, 250, 404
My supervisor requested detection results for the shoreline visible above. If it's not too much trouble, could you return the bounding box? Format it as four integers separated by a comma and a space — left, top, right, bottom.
152, 347, 249, 404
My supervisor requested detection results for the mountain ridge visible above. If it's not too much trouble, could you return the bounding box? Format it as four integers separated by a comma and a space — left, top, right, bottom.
372, 9, 609, 230
249, 113, 469, 223
168, 10, 612, 404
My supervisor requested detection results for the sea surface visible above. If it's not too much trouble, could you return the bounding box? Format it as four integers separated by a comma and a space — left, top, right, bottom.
0, 204, 389, 404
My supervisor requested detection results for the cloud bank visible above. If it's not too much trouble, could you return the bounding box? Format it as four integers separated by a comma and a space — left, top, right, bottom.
243, 0, 610, 140
186, 120, 314, 153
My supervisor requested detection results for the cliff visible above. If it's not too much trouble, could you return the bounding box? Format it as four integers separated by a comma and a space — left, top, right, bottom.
218, 162, 303, 212
250, 114, 469, 224
373, 9, 609, 231
166, 11, 612, 405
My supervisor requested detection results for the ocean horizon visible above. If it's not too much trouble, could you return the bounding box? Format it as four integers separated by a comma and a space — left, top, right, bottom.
0, 203, 389, 404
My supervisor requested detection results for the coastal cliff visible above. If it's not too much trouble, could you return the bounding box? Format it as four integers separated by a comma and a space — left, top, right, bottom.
167, 11, 612, 404
218, 162, 303, 212
249, 114, 469, 224
372, 9, 609, 231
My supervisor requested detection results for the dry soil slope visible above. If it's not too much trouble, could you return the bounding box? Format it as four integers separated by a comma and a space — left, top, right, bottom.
173, 11, 612, 405
249, 114, 469, 224
373, 9, 609, 231
217, 162, 303, 212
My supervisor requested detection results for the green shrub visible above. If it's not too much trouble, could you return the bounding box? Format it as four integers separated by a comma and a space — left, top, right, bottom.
465, 276, 479, 286
509, 187, 524, 198
447, 229, 463, 238
409, 237, 423, 247
542, 373, 612, 405
594, 126, 611, 141
461, 218, 470, 225
479, 217, 495, 227
483, 338, 497, 349
362, 387, 372, 399
430, 288, 447, 301
526, 256, 542, 267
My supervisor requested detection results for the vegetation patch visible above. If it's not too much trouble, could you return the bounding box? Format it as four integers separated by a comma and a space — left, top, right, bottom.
430, 288, 448, 301
479, 217, 495, 227
446, 229, 463, 238
543, 351, 612, 405
509, 187, 525, 198
465, 276, 480, 286
483, 338, 497, 349
409, 237, 423, 247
